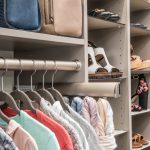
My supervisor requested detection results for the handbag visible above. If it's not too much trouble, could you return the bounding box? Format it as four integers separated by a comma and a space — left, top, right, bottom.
0, 0, 41, 31
39, 0, 82, 37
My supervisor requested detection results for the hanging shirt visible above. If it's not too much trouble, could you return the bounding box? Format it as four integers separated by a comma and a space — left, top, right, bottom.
2, 109, 60, 150
71, 97, 83, 115
40, 98, 83, 150
0, 120, 38, 150
81, 96, 100, 132
97, 98, 117, 150
26, 109, 74, 150
52, 101, 89, 150
67, 104, 104, 150
0, 127, 18, 150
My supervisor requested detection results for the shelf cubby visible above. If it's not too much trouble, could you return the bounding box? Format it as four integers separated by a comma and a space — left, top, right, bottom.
132, 113, 150, 150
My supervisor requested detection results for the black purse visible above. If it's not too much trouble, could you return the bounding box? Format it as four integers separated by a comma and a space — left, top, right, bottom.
0, 0, 41, 31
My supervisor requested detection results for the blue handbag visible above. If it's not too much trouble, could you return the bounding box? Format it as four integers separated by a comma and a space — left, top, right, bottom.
0, 0, 41, 31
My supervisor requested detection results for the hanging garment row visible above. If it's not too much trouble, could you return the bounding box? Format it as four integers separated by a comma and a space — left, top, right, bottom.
0, 58, 117, 150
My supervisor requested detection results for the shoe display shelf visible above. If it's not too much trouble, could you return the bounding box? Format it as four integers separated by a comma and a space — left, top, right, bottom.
87, 0, 130, 149
130, 0, 150, 149
1, 0, 150, 149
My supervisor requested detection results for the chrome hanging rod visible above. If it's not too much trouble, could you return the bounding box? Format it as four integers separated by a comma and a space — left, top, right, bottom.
0, 58, 81, 71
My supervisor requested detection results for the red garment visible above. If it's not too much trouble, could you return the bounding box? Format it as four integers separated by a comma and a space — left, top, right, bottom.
3, 107, 74, 150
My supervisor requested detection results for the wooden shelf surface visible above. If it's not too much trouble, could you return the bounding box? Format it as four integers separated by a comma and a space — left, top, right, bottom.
88, 16, 124, 30
131, 27, 150, 37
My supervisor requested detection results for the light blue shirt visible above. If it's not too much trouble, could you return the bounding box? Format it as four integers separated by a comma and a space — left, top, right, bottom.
0, 111, 60, 150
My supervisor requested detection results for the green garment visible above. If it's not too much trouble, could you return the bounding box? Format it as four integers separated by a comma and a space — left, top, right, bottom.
0, 111, 60, 150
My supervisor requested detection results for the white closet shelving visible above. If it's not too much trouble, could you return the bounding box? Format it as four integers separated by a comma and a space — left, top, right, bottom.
131, 0, 150, 150
0, 0, 150, 149
131, 27, 150, 37
87, 0, 130, 149
131, 109, 150, 116
88, 16, 124, 30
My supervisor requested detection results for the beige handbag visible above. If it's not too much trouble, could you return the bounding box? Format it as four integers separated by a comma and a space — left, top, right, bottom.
39, 0, 82, 37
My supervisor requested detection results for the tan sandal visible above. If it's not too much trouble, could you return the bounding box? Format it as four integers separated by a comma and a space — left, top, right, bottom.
134, 133, 149, 145
132, 134, 143, 148
131, 55, 142, 70
131, 55, 150, 71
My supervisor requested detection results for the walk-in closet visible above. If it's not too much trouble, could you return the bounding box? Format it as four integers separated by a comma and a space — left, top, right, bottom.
0, 0, 150, 150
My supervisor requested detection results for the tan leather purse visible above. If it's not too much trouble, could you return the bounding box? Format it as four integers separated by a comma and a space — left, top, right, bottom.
39, 0, 82, 37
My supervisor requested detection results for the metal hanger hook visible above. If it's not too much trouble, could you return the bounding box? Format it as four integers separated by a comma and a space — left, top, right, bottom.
1, 59, 8, 91
30, 60, 37, 91
17, 59, 23, 90
42, 60, 48, 89
51, 61, 58, 89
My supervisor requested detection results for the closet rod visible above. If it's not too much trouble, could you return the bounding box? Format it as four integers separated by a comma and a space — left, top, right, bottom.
0, 58, 81, 71
55, 82, 120, 98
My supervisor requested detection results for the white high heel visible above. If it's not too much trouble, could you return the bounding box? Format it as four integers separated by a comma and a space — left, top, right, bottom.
88, 47, 108, 75
94, 47, 121, 73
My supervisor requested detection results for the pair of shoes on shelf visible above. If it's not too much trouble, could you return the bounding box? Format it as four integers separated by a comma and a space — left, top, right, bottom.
88, 9, 120, 22
131, 23, 147, 30
131, 55, 150, 71
131, 44, 150, 71
88, 41, 123, 79
132, 133, 149, 149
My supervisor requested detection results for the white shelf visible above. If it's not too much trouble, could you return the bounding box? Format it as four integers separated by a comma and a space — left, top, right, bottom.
89, 77, 126, 82
132, 69, 150, 75
0, 28, 84, 47
131, 27, 150, 37
131, 0, 150, 12
88, 16, 124, 30
132, 141, 150, 150
114, 130, 127, 136
132, 109, 150, 116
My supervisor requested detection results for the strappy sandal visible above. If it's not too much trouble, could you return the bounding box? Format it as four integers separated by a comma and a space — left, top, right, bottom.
88, 47, 112, 79
134, 133, 149, 145
88, 41, 123, 78
131, 103, 142, 111
132, 134, 143, 149
94, 47, 123, 78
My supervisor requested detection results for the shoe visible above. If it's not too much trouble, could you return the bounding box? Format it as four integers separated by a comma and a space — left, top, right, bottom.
88, 41, 122, 78
131, 103, 142, 112
133, 133, 149, 145
132, 134, 143, 148
93, 47, 123, 77
88, 47, 110, 77
131, 55, 150, 71
88, 9, 120, 22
